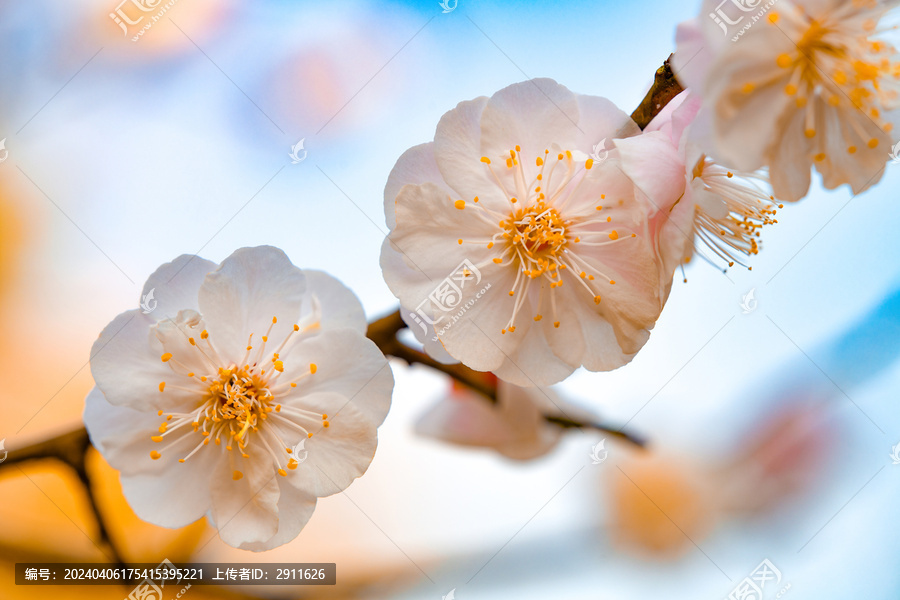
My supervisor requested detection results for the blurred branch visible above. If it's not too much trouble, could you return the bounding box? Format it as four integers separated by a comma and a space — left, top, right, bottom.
630, 54, 684, 130
366, 310, 646, 448
0, 428, 127, 568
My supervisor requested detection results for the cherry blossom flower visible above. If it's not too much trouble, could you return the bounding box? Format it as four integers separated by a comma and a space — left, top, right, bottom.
381, 79, 685, 387
84, 246, 393, 551
615, 91, 783, 274
674, 0, 900, 201
415, 376, 595, 460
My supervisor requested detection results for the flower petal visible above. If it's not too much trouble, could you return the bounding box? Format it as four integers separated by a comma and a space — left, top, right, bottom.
238, 483, 318, 552
479, 79, 581, 161
383, 142, 451, 228
302, 270, 367, 335
140, 254, 216, 318
280, 328, 393, 428
91, 309, 195, 411
84, 387, 214, 527
282, 392, 378, 498
198, 246, 307, 363
209, 451, 280, 548
433, 95, 495, 202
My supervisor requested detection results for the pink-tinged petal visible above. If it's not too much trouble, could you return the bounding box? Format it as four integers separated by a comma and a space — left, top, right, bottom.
209, 451, 280, 548
383, 142, 451, 229
574, 94, 641, 150
84, 387, 214, 527
279, 328, 393, 428
91, 309, 196, 411
672, 18, 715, 93
238, 483, 318, 552
433, 95, 497, 201
415, 381, 564, 460
429, 268, 524, 374
301, 270, 367, 334
703, 27, 797, 171
815, 103, 890, 195
382, 182, 499, 310
614, 132, 687, 214
479, 79, 581, 162
198, 246, 307, 363
140, 254, 216, 318
768, 107, 813, 202
282, 393, 378, 498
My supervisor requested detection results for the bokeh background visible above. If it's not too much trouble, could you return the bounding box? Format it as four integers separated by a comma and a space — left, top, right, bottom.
1, 0, 899, 598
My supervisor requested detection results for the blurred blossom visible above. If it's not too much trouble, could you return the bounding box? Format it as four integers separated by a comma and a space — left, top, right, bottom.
674, 0, 900, 201
716, 402, 838, 516
83, 0, 236, 62
608, 450, 719, 557
84, 246, 393, 550
416, 377, 595, 460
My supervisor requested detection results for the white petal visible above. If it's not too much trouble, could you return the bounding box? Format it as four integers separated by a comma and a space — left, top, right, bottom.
198, 246, 307, 362
398, 304, 459, 364
433, 95, 497, 201
383, 142, 451, 228
140, 254, 216, 318
84, 387, 214, 527
302, 270, 367, 334
479, 79, 581, 161
282, 392, 379, 498
238, 483, 318, 552
91, 309, 195, 411
574, 94, 641, 150
280, 328, 393, 428
209, 451, 280, 548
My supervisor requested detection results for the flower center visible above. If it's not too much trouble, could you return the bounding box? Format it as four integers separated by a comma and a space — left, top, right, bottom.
452, 145, 636, 334
761, 7, 898, 152
150, 314, 327, 480
503, 201, 568, 271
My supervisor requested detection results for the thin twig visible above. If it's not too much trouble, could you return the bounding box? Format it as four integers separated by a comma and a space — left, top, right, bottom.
366, 310, 647, 448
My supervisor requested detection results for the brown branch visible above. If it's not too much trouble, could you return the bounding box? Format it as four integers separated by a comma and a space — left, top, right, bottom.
0, 428, 127, 567
630, 54, 685, 130
366, 310, 646, 448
